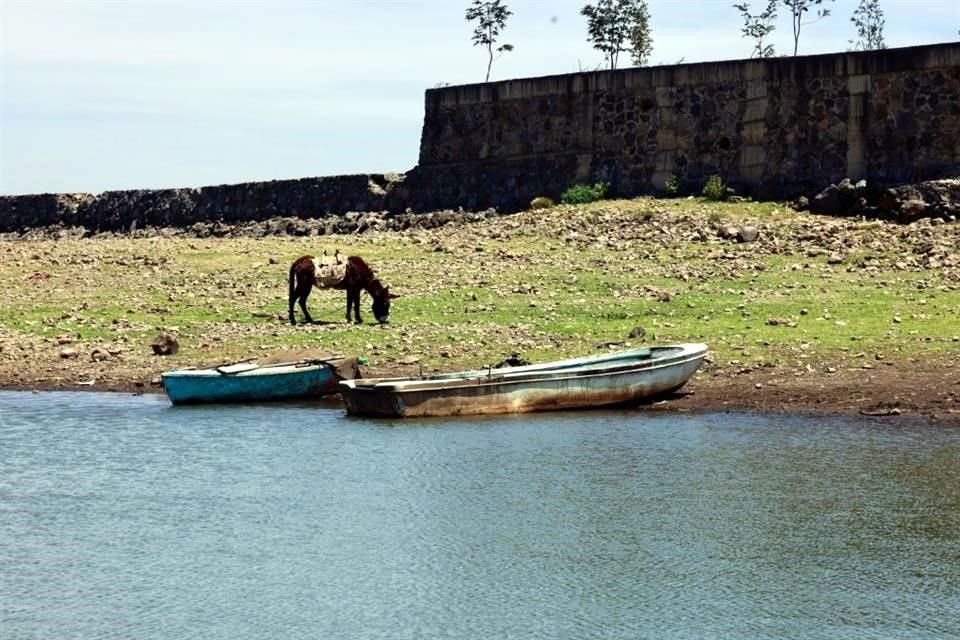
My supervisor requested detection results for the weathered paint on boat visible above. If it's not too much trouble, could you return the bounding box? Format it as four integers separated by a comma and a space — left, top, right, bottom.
344, 347, 656, 388
162, 359, 351, 405
339, 344, 707, 418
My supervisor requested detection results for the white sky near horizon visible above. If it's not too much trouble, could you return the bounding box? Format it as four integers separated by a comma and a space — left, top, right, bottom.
1, 0, 957, 196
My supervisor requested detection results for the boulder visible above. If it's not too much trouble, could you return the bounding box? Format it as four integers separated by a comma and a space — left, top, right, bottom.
876, 179, 960, 223
811, 178, 868, 216
811, 185, 842, 215
529, 196, 555, 210
737, 226, 760, 243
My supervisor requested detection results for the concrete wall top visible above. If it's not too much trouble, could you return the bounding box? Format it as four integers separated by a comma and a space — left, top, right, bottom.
425, 42, 960, 107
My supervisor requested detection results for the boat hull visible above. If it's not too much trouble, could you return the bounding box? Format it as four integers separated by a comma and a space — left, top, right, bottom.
162, 363, 341, 405
339, 344, 707, 418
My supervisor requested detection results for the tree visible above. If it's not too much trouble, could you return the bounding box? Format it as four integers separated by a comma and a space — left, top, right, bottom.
782, 0, 834, 56
733, 1, 778, 58
465, 0, 514, 83
581, 0, 653, 70
850, 0, 886, 50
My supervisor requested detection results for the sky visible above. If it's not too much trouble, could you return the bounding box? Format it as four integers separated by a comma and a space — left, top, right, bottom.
1, 0, 957, 196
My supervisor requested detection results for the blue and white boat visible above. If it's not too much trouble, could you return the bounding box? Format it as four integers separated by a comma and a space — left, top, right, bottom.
162, 357, 359, 405
338, 344, 708, 418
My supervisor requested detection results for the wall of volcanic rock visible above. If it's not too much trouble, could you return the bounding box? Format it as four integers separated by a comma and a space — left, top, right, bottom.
0, 174, 404, 233
409, 42, 960, 211
2, 43, 958, 230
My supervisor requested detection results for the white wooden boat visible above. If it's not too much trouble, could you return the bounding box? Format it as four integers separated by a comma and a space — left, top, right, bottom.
338, 344, 707, 418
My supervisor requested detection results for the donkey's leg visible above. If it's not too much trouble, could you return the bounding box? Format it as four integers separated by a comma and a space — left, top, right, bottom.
298, 283, 314, 325
348, 287, 363, 324
345, 289, 354, 323
289, 279, 300, 325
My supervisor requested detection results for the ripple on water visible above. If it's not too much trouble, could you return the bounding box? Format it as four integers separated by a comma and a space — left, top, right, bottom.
1, 393, 959, 639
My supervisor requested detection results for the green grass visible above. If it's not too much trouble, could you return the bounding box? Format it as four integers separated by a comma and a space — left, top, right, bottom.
1, 197, 957, 377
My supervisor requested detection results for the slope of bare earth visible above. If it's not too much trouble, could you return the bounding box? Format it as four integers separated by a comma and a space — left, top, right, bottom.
1, 197, 958, 424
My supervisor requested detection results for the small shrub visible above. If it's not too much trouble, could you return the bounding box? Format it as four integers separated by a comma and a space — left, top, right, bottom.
664, 174, 681, 196
561, 182, 609, 205
529, 196, 555, 210
702, 175, 727, 201
639, 209, 656, 222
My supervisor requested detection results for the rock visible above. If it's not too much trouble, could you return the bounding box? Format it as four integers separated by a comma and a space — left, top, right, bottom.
899, 199, 928, 223
718, 225, 739, 239
494, 353, 530, 368
151, 332, 179, 356
811, 178, 867, 216
737, 226, 760, 243
529, 196, 555, 210
811, 185, 842, 215
792, 195, 810, 211
90, 347, 111, 362
59, 347, 79, 359
875, 179, 960, 223
827, 253, 845, 264
628, 326, 646, 339
836, 177, 857, 198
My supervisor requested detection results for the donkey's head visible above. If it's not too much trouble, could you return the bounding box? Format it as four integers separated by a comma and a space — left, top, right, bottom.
371, 287, 400, 324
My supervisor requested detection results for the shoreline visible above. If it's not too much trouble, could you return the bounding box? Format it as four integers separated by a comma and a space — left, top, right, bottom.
3, 356, 958, 425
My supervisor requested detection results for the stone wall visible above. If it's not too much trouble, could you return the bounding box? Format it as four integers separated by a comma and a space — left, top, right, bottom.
2, 43, 957, 230
410, 42, 960, 210
0, 174, 404, 233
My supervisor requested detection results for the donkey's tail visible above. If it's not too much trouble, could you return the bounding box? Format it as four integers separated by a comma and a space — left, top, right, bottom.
288, 261, 299, 308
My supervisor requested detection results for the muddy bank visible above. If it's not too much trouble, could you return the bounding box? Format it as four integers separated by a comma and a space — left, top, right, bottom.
1, 336, 957, 425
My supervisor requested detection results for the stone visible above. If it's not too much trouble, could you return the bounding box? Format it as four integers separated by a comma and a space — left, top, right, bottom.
811, 185, 842, 215
718, 225, 740, 239
836, 177, 856, 197
628, 326, 646, 339
529, 196, 555, 210
737, 226, 760, 243
151, 332, 179, 356
59, 347, 79, 359
899, 199, 929, 223
827, 253, 845, 264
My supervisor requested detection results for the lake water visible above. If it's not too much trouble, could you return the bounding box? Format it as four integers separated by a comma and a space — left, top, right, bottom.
1, 391, 958, 640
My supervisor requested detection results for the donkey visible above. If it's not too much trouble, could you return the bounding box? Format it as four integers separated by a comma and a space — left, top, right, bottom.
288, 252, 397, 325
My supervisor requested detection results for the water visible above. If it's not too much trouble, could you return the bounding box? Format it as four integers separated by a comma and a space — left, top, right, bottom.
1, 391, 958, 640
